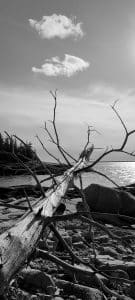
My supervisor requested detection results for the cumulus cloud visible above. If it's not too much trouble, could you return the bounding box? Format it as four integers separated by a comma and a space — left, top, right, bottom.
32, 54, 90, 77
29, 14, 84, 39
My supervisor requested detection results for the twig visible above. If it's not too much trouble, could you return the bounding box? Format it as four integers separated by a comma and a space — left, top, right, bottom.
90, 169, 121, 188
82, 125, 91, 153
36, 248, 94, 276
0, 202, 27, 211
23, 189, 33, 212
75, 101, 135, 175
49, 223, 97, 271
44, 121, 77, 163
50, 139, 77, 163
50, 90, 71, 165
44, 211, 135, 227
36, 249, 131, 300
48, 219, 134, 286
2, 147, 46, 199
13, 134, 57, 186
36, 134, 61, 165
39, 174, 59, 184
94, 273, 132, 300
81, 215, 121, 240
78, 174, 97, 259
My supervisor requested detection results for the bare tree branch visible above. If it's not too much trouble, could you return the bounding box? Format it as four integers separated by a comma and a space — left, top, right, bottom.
1, 96, 135, 299
13, 134, 57, 187
23, 189, 33, 212
50, 90, 71, 165
90, 169, 121, 188
75, 101, 135, 175
4, 132, 46, 198
36, 134, 61, 165
49, 223, 97, 271
44, 120, 77, 163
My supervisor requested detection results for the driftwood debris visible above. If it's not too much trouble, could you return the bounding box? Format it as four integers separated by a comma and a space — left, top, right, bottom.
55, 279, 106, 300
1, 94, 135, 299
0, 148, 92, 295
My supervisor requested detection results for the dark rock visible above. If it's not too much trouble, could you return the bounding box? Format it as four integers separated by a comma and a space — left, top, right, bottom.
96, 235, 109, 243
83, 183, 135, 217
128, 282, 135, 299
100, 246, 118, 259
19, 268, 56, 295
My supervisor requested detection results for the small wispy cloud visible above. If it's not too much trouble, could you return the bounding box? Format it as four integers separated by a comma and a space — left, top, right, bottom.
29, 14, 84, 39
32, 54, 90, 77
87, 83, 123, 103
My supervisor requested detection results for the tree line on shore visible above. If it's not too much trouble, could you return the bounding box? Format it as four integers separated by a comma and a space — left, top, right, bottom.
0, 133, 35, 162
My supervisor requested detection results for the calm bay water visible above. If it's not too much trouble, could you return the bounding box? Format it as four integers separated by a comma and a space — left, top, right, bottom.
0, 162, 135, 188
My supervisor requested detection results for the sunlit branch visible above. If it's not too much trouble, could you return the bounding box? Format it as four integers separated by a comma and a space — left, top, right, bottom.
50, 90, 71, 165
36, 134, 61, 165
75, 100, 135, 175
90, 169, 121, 188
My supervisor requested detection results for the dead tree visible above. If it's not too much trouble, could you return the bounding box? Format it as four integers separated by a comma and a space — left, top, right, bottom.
0, 91, 135, 299
0, 146, 94, 295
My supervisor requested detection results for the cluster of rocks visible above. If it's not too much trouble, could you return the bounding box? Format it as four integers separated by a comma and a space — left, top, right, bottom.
2, 202, 135, 300
1, 183, 135, 299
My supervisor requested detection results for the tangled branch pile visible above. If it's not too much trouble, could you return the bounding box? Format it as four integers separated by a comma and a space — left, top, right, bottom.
0, 92, 135, 300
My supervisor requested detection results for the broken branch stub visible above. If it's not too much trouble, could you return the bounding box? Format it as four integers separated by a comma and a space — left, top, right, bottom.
0, 147, 92, 295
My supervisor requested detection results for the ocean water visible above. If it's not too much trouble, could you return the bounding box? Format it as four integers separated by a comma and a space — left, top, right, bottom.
0, 162, 135, 188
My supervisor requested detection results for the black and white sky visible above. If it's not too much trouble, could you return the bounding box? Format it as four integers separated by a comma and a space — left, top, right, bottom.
0, 0, 135, 160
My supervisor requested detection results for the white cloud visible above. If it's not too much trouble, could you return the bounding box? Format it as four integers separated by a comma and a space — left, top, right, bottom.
29, 14, 84, 39
32, 54, 90, 77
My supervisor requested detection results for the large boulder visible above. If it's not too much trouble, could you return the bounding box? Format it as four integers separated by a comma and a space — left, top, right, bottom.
83, 184, 135, 217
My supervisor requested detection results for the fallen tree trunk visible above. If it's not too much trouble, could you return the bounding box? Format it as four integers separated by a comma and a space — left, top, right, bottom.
0, 149, 91, 295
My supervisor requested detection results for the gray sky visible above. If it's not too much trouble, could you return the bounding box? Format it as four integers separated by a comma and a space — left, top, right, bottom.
0, 0, 135, 161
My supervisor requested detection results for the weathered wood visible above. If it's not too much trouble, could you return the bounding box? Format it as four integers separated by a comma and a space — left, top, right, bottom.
0, 151, 91, 295
55, 279, 106, 300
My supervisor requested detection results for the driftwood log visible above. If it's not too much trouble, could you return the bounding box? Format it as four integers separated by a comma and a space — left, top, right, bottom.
1, 96, 135, 299
0, 149, 92, 296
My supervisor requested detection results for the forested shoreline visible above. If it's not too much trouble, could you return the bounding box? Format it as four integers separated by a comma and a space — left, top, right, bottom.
0, 133, 68, 176
0, 133, 35, 161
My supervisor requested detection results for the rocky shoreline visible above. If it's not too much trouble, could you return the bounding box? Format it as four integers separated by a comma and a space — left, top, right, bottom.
0, 183, 135, 299
0, 161, 69, 176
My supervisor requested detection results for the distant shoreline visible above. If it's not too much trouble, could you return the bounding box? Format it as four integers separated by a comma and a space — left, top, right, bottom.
0, 160, 135, 177
0, 160, 68, 176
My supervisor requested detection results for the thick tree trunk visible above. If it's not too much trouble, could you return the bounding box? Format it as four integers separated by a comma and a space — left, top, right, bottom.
0, 153, 90, 295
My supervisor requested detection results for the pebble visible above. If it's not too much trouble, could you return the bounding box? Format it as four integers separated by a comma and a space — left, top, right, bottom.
101, 246, 118, 258
72, 234, 81, 243
96, 235, 109, 243
110, 269, 129, 279
116, 245, 126, 254
73, 241, 84, 249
